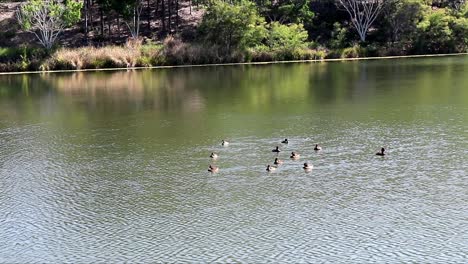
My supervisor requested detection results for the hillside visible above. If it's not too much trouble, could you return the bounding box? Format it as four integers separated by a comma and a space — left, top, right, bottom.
0, 0, 204, 47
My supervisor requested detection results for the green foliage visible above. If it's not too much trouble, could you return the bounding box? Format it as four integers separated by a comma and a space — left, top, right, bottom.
61, 0, 83, 26
19, 0, 83, 30
416, 10, 454, 53
341, 45, 365, 58
382, 0, 428, 43
329, 22, 348, 49
198, 0, 266, 52
257, 0, 314, 24
451, 17, 468, 51
266, 22, 309, 50
0, 46, 47, 63
17, 0, 83, 49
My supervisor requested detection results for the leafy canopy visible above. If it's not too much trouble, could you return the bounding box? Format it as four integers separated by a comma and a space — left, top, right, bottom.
198, 0, 266, 51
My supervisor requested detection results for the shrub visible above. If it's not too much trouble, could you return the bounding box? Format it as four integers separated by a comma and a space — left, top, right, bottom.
451, 17, 468, 52
329, 22, 349, 49
198, 0, 266, 53
266, 22, 309, 50
341, 45, 365, 58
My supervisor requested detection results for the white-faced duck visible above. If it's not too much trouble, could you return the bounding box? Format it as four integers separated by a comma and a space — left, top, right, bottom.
281, 139, 289, 144
266, 165, 276, 172
290, 152, 300, 159
208, 165, 219, 173
314, 144, 322, 151
274, 158, 283, 165
221, 140, 229, 146
376, 147, 386, 156
210, 153, 219, 159
272, 146, 281, 153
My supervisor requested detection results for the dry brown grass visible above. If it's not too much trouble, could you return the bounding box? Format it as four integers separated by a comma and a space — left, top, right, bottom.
42, 39, 144, 70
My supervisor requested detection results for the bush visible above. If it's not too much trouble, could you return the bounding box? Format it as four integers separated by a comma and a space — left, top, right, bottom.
329, 22, 349, 49
198, 0, 266, 53
341, 45, 366, 58
451, 17, 468, 52
266, 22, 309, 50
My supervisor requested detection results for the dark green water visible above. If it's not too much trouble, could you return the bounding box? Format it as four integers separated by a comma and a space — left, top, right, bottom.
0, 57, 467, 262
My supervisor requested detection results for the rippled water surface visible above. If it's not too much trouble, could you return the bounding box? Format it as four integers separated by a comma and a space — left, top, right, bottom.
1, 57, 468, 263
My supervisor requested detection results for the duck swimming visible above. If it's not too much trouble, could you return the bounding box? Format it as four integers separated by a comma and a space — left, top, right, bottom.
314, 144, 322, 151
290, 152, 300, 159
266, 165, 276, 172
303, 162, 313, 171
221, 140, 229, 146
274, 158, 283, 165
210, 153, 218, 159
208, 165, 219, 173
376, 147, 386, 156
272, 146, 281, 153
281, 139, 289, 144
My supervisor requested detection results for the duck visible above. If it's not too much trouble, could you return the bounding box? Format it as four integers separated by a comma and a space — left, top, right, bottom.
274, 157, 283, 165
266, 165, 276, 172
290, 152, 300, 159
210, 153, 218, 159
376, 147, 386, 156
272, 146, 281, 153
303, 162, 313, 171
221, 140, 229, 146
281, 138, 289, 144
208, 165, 219, 173
314, 144, 322, 151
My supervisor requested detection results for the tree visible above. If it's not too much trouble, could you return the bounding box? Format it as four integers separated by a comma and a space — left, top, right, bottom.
383, 0, 427, 43
337, 0, 385, 42
17, 0, 83, 49
266, 22, 309, 50
416, 10, 454, 53
451, 16, 468, 51
198, 0, 266, 53
115, 0, 144, 38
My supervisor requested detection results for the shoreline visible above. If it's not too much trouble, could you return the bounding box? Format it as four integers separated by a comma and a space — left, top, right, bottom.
0, 52, 467, 76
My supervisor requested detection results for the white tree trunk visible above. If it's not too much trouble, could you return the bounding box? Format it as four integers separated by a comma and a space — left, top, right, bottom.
125, 0, 143, 38
337, 0, 385, 42
17, 0, 66, 49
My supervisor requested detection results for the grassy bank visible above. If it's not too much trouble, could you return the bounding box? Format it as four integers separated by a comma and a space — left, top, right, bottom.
0, 38, 467, 73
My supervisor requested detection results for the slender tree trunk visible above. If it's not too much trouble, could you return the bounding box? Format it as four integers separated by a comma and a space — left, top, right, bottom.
168, 0, 172, 33
108, 15, 111, 37
117, 15, 121, 37
147, 0, 151, 31
89, 0, 93, 36
84, 0, 88, 40
189, 0, 192, 15
100, 8, 104, 37
175, 0, 179, 32
161, 0, 166, 33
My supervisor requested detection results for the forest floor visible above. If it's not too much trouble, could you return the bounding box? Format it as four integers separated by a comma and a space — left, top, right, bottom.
0, 1, 204, 48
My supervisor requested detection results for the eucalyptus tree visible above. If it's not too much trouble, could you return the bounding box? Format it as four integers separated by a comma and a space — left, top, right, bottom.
337, 0, 385, 42
114, 0, 144, 38
16, 0, 83, 49
383, 0, 427, 43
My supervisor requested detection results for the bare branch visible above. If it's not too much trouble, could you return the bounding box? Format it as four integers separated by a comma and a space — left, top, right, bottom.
337, 0, 385, 42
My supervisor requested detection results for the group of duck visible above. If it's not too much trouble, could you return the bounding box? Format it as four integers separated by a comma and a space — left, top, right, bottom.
207, 139, 386, 173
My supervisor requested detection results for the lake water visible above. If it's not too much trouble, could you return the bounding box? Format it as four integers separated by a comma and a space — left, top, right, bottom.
0, 57, 467, 263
